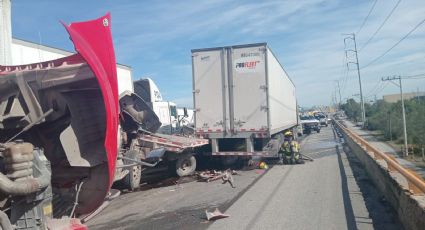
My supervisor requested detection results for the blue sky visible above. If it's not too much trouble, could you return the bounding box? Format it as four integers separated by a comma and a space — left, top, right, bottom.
11, 0, 425, 107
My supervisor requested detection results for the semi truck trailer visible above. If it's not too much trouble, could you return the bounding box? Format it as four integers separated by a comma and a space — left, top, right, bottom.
192, 43, 298, 157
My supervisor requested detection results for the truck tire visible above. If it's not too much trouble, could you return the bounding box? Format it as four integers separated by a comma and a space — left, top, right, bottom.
176, 155, 196, 177
122, 150, 141, 190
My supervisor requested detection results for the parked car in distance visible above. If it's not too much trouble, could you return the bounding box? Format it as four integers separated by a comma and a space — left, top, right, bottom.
314, 112, 328, 127
299, 115, 320, 134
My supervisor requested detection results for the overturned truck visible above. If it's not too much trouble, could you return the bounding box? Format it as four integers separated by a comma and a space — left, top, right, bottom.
0, 14, 207, 230
0, 14, 119, 229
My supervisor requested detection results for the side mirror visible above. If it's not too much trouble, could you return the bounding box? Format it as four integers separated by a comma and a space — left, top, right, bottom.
183, 107, 188, 118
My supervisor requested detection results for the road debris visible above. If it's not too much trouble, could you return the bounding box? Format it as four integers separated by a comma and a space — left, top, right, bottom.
222, 170, 235, 188
205, 208, 230, 221
197, 170, 237, 188
301, 154, 314, 161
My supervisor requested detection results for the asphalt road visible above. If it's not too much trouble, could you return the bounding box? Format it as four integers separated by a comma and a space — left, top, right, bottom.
208, 126, 402, 230
87, 159, 266, 230
87, 126, 402, 230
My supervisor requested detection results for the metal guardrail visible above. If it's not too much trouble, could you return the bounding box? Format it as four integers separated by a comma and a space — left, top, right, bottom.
334, 120, 425, 195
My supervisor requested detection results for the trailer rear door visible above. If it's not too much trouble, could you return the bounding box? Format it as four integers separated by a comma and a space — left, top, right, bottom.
192, 49, 228, 134
230, 45, 268, 133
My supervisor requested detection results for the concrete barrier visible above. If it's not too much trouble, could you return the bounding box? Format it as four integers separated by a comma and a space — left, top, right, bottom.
341, 127, 425, 230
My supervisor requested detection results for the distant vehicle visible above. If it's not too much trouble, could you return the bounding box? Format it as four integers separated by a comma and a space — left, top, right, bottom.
314, 112, 329, 127
355, 121, 364, 127
297, 125, 304, 137
192, 43, 298, 160
300, 115, 320, 134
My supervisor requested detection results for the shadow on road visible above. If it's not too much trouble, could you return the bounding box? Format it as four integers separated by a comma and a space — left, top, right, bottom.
335, 144, 357, 230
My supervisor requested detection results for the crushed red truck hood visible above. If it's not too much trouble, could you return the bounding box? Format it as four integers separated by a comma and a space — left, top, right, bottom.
0, 13, 118, 215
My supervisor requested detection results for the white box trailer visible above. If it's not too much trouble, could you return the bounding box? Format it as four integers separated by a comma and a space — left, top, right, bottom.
192, 43, 298, 156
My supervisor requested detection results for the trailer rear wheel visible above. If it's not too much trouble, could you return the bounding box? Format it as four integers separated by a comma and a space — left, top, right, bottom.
123, 150, 142, 190
176, 155, 196, 177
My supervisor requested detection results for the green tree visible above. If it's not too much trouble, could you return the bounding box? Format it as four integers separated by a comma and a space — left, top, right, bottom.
341, 99, 361, 121
341, 97, 425, 150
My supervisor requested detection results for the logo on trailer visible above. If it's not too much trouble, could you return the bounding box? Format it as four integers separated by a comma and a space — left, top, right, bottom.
201, 56, 210, 61
235, 61, 260, 69
234, 56, 262, 73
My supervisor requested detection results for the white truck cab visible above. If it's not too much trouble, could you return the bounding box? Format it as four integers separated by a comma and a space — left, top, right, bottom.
133, 78, 186, 134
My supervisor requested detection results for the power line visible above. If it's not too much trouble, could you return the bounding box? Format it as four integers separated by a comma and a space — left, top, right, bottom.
361, 17, 425, 69
339, 51, 349, 93
365, 80, 388, 98
403, 73, 425, 79
365, 80, 382, 96
359, 0, 402, 51
373, 81, 388, 95
357, 0, 378, 34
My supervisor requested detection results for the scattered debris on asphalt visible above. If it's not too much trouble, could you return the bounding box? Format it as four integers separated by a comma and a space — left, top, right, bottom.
301, 154, 314, 161
197, 169, 237, 188
222, 170, 235, 188
205, 208, 230, 221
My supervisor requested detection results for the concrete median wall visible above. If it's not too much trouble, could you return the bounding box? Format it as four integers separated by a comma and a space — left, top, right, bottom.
343, 132, 425, 230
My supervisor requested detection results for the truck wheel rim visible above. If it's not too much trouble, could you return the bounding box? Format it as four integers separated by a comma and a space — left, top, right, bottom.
181, 159, 191, 171
133, 166, 141, 181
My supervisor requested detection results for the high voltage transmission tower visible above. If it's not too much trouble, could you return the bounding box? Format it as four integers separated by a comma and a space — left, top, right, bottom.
343, 33, 366, 128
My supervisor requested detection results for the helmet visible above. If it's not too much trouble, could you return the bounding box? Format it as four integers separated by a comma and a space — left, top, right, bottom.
284, 131, 293, 137
259, 162, 268, 169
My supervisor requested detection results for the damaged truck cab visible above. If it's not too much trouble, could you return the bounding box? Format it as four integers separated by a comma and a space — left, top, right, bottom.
0, 14, 118, 229
0, 13, 209, 229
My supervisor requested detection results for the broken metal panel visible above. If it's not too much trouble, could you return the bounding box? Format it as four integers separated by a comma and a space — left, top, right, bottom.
15, 72, 43, 122
119, 91, 161, 133
60, 125, 104, 167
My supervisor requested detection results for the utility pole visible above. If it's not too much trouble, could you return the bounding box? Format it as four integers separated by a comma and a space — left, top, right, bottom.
344, 33, 366, 128
388, 111, 392, 142
382, 76, 408, 157
331, 91, 337, 111
335, 80, 342, 109
417, 88, 420, 102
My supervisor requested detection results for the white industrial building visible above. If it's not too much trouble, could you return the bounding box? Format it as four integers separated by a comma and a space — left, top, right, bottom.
1, 0, 133, 94
383, 92, 425, 103
10, 38, 134, 94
